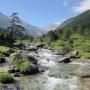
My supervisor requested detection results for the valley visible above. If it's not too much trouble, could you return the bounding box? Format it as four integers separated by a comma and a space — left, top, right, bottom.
0, 10, 90, 90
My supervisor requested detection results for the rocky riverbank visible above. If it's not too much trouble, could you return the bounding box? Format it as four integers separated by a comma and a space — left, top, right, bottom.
0, 45, 90, 90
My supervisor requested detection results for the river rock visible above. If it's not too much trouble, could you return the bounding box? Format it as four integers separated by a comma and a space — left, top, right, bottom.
27, 56, 38, 64
14, 72, 20, 77
3, 52, 10, 57
29, 65, 39, 74
20, 64, 39, 75
35, 43, 44, 48
26, 46, 38, 51
58, 57, 71, 63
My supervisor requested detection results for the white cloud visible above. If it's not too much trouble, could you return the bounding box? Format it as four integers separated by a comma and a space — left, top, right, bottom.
73, 0, 90, 13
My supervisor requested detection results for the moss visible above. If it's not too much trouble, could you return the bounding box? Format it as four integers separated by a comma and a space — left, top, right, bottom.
0, 46, 9, 53
0, 73, 14, 84
14, 60, 32, 74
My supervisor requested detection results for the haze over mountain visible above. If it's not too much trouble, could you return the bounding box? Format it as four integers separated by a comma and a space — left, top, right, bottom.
0, 12, 43, 37
40, 22, 61, 34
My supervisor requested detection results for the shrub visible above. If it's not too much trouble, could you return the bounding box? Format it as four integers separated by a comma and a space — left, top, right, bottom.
14, 60, 23, 70
62, 44, 73, 55
20, 61, 30, 74
0, 73, 14, 83
14, 60, 31, 74
0, 57, 6, 63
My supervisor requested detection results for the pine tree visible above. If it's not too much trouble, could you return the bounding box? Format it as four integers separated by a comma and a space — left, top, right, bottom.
9, 13, 25, 42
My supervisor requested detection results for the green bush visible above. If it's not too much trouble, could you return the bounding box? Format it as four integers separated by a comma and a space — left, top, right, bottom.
0, 57, 6, 63
14, 60, 31, 74
14, 60, 23, 70
62, 44, 73, 55
0, 73, 14, 83
20, 61, 30, 74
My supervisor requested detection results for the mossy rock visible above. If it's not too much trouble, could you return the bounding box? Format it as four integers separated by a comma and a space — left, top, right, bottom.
0, 73, 14, 84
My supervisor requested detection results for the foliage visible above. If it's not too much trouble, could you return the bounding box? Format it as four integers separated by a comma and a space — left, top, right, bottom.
0, 45, 9, 52
38, 11, 90, 59
14, 60, 31, 74
9, 13, 26, 41
20, 61, 30, 74
61, 43, 73, 55
0, 73, 14, 83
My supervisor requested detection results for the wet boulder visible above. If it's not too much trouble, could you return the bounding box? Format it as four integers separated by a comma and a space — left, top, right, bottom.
27, 56, 38, 64
29, 65, 39, 74
26, 46, 38, 51
27, 52, 39, 59
59, 57, 71, 63
35, 43, 44, 48
3, 52, 10, 57
8, 68, 16, 73
14, 72, 20, 77
20, 64, 39, 75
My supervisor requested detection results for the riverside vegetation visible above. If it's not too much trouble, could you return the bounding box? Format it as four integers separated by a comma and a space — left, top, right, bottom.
0, 11, 90, 90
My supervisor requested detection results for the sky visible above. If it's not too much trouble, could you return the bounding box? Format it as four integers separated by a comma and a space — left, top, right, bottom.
0, 0, 90, 27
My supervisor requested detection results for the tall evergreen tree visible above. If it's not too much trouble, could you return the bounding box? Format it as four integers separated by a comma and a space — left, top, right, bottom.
9, 13, 25, 42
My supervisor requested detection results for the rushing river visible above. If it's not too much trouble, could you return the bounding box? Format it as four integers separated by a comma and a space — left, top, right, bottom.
0, 49, 90, 90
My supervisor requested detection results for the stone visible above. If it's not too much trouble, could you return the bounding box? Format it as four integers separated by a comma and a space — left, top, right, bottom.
27, 56, 38, 64
27, 46, 38, 51
35, 43, 44, 48
14, 72, 20, 77
3, 52, 10, 57
59, 57, 71, 63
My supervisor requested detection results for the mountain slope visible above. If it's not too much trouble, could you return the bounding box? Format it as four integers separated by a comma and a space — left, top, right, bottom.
56, 10, 90, 37
0, 12, 11, 29
40, 10, 90, 59
0, 12, 42, 37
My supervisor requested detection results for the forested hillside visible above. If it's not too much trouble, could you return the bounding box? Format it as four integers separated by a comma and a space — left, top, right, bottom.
39, 10, 90, 59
